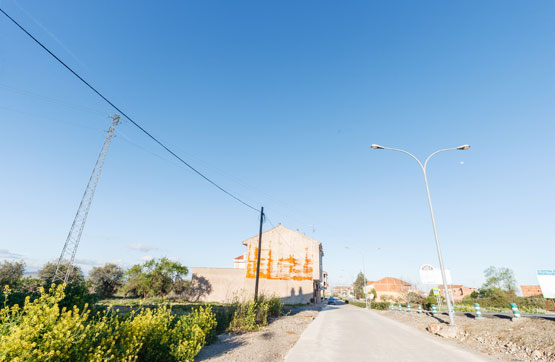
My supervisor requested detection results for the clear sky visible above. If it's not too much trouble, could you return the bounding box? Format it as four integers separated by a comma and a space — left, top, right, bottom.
1, 0, 554, 292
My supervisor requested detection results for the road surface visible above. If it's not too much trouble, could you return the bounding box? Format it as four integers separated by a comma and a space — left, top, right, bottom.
285, 302, 492, 362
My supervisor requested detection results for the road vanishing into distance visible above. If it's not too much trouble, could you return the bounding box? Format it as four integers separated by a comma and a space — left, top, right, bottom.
285, 302, 492, 362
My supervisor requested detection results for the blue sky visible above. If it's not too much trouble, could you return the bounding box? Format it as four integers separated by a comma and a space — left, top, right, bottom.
1, 0, 554, 291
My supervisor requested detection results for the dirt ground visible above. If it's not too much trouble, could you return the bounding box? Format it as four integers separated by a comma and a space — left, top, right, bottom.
194, 306, 321, 362
380, 310, 555, 361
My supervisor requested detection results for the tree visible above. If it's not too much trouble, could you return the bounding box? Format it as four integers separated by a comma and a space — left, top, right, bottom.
406, 291, 425, 304
0, 260, 25, 289
38, 262, 85, 286
89, 263, 124, 298
122, 257, 188, 297
479, 266, 517, 298
37, 262, 95, 310
352, 272, 366, 299
370, 288, 377, 301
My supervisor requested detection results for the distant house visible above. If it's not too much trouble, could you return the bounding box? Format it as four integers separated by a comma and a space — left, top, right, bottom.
192, 224, 324, 304
333, 286, 353, 297
438, 285, 477, 302
233, 254, 246, 269
521, 285, 542, 297
366, 277, 419, 302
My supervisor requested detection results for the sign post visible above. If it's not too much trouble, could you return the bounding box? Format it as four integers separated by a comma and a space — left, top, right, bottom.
536, 270, 555, 312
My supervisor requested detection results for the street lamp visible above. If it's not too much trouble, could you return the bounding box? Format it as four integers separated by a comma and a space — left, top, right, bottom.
345, 246, 368, 308
370, 144, 470, 326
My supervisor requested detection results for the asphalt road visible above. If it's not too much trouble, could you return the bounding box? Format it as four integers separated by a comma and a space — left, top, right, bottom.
285, 303, 492, 362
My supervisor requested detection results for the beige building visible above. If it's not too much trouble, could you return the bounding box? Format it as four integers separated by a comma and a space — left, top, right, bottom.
438, 284, 477, 302
366, 277, 420, 302
333, 286, 353, 297
191, 224, 324, 304
521, 285, 542, 297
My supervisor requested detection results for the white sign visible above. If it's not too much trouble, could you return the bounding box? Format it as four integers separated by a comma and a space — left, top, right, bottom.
537, 270, 555, 298
419, 264, 452, 285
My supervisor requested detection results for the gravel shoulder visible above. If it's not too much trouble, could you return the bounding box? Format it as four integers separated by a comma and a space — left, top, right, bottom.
379, 309, 555, 361
195, 306, 321, 362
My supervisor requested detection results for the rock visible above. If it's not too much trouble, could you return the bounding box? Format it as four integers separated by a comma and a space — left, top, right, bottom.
428, 323, 441, 334
532, 350, 542, 359
436, 325, 461, 339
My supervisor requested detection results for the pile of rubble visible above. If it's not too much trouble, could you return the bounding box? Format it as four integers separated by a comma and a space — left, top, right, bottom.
381, 310, 555, 361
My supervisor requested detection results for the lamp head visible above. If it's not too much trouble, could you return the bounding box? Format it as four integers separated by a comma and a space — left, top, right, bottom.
371, 144, 384, 150
456, 144, 471, 150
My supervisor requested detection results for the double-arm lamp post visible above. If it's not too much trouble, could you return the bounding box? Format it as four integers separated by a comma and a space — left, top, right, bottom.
370, 144, 470, 326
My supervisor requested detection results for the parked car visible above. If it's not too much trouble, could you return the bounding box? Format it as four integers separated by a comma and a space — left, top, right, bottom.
327, 297, 336, 305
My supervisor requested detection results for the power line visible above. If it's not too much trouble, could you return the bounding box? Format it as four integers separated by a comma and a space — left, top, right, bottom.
0, 7, 259, 213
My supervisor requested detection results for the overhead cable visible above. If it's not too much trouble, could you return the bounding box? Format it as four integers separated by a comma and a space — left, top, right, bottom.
0, 7, 259, 213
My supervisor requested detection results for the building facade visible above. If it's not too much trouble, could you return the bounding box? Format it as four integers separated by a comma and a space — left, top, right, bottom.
521, 285, 543, 297
191, 224, 324, 304
366, 277, 420, 302
333, 286, 353, 297
438, 285, 477, 302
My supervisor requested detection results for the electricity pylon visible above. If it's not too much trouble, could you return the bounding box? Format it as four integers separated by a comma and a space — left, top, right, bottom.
53, 114, 120, 284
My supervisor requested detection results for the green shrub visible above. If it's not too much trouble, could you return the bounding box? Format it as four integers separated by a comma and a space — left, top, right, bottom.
423, 295, 442, 311
260, 295, 282, 318
370, 302, 389, 310
0, 285, 216, 362
0, 261, 25, 289
349, 300, 366, 308
458, 294, 546, 313
228, 296, 281, 333
205, 305, 234, 341
229, 300, 259, 332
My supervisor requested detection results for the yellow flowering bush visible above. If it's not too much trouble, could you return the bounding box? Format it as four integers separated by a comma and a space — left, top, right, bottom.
0, 285, 216, 362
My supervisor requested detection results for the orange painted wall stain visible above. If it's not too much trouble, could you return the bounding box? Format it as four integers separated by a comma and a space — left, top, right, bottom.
246, 242, 313, 280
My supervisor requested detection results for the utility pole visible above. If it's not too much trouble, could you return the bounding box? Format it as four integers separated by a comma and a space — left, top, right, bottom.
254, 206, 264, 301
53, 114, 120, 284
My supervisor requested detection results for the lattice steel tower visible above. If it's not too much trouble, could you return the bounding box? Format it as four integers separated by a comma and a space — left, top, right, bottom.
53, 114, 120, 283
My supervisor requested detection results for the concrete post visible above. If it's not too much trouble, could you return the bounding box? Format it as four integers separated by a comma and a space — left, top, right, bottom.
510, 303, 521, 319
474, 303, 482, 318
398, 303, 402, 312
418, 304, 422, 314
432, 304, 437, 316
407, 304, 411, 313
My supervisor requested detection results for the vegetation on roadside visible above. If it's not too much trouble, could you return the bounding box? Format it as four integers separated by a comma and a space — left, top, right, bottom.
348, 300, 389, 310
456, 266, 547, 313
352, 272, 366, 299
0, 258, 292, 361
122, 257, 189, 298
89, 263, 124, 298
0, 260, 97, 311
0, 284, 216, 362
421, 266, 548, 313
228, 295, 283, 333
457, 295, 546, 313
